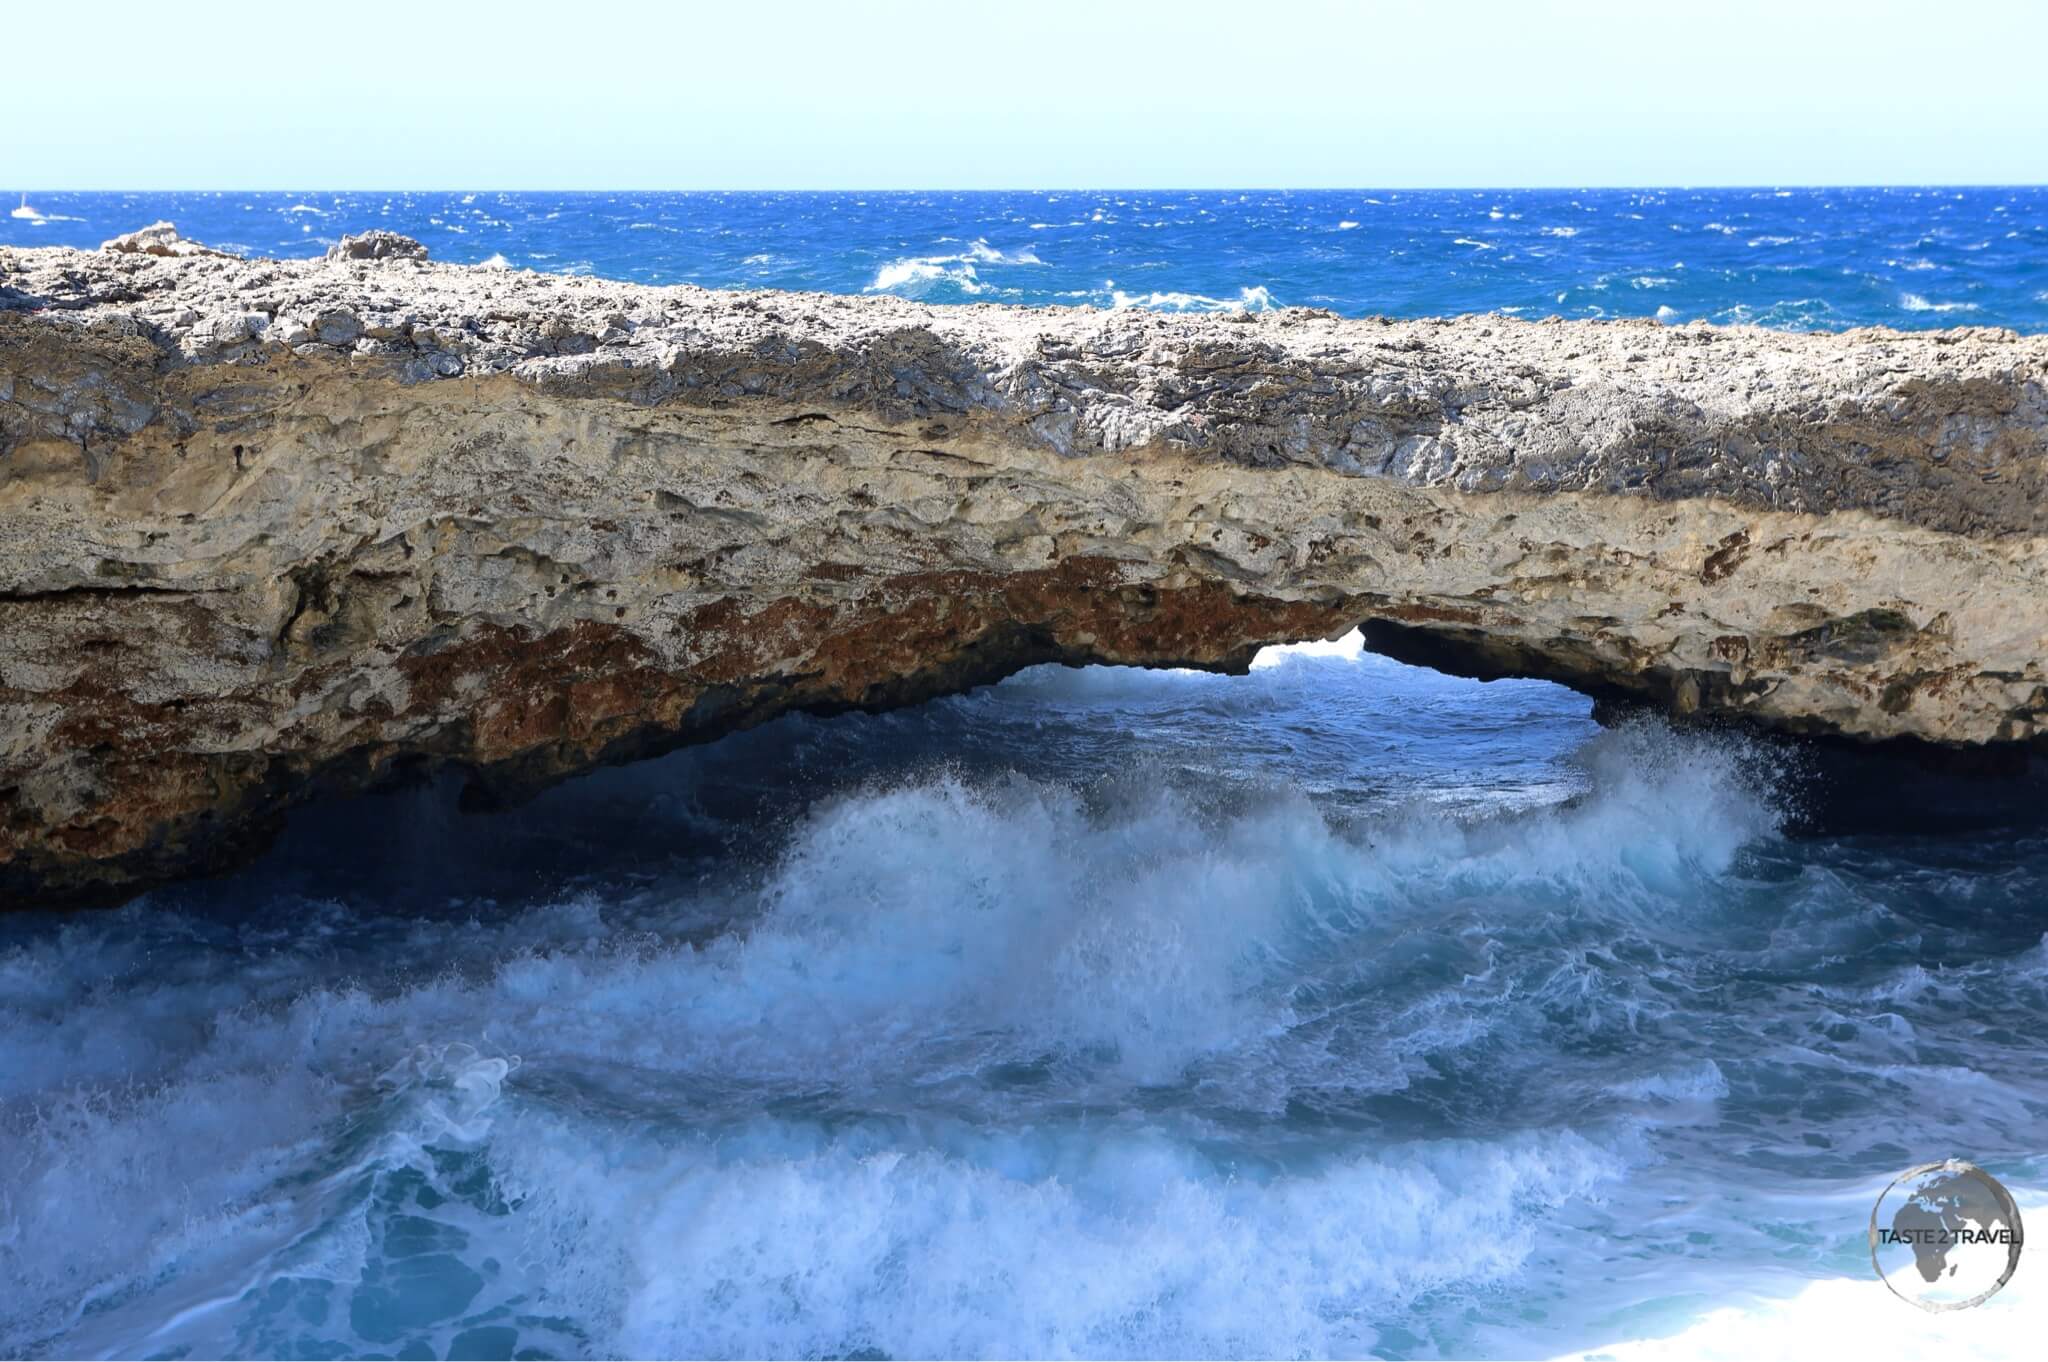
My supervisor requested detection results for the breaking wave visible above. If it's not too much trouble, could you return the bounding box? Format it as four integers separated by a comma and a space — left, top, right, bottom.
0, 727, 1735, 1354
1110, 284, 1277, 313
2, 646, 2044, 1358
866, 239, 1043, 297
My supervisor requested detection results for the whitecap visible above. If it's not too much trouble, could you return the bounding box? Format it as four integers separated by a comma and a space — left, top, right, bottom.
1900, 293, 1978, 313
963, 239, 1042, 265
868, 258, 985, 295
1110, 284, 1277, 313
866, 239, 1040, 296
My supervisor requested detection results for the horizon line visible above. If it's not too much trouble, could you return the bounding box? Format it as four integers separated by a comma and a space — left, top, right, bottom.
14, 182, 2048, 196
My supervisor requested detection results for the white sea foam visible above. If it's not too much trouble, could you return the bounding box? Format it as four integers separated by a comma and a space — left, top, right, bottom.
1111, 284, 1276, 313
1900, 292, 1979, 313
3, 628, 2043, 1357
1545, 1253, 2045, 1361
871, 257, 982, 292
0, 750, 1753, 1354
1251, 627, 1366, 666
865, 239, 1042, 296
0, 703, 1799, 1357
497, 1119, 1620, 1359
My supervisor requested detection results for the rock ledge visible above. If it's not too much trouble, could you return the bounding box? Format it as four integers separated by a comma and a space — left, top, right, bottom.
2, 237, 2045, 905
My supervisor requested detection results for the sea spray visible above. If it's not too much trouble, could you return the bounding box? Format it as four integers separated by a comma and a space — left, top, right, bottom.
3, 648, 2045, 1358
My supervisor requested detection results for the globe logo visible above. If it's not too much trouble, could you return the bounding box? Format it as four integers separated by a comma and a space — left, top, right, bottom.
1869, 1159, 2024, 1310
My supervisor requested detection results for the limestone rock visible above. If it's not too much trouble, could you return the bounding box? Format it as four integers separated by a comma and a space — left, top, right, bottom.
98, 221, 235, 259
324, 230, 429, 262
1, 241, 2045, 906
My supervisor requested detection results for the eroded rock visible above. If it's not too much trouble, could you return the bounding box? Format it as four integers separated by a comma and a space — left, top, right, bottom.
324, 230, 430, 262
98, 221, 236, 259
1, 242, 2045, 906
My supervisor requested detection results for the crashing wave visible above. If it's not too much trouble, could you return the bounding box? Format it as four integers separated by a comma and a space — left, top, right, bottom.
1110, 284, 1277, 313
865, 239, 1042, 296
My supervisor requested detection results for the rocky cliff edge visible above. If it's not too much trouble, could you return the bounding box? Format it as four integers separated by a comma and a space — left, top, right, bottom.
3, 234, 2045, 905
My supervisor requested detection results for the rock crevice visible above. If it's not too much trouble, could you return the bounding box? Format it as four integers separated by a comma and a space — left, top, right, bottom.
2, 238, 2045, 905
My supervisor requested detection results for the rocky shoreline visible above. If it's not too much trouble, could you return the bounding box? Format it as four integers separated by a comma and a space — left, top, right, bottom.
3, 230, 2045, 906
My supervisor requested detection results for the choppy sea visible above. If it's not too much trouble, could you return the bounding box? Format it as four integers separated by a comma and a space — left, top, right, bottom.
2, 190, 2044, 1359
7, 187, 2047, 331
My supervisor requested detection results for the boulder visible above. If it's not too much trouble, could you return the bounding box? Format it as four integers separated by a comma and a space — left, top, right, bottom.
325, 230, 429, 262
99, 221, 235, 259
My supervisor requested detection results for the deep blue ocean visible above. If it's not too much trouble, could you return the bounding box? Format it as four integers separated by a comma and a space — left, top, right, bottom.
7, 187, 2047, 331
2, 191, 2045, 1360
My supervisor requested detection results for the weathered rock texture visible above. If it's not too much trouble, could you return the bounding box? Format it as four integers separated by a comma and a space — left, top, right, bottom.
98, 221, 235, 260
3, 237, 2046, 906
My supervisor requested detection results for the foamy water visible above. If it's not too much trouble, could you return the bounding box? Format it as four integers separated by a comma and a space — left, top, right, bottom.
3, 638, 2043, 1357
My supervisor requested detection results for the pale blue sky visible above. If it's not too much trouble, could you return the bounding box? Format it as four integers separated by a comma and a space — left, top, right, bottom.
11, 0, 2045, 188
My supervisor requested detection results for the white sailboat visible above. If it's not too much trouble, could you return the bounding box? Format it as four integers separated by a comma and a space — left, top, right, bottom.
11, 193, 43, 221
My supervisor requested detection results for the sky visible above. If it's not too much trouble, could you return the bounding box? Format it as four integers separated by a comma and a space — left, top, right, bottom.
9, 0, 2046, 189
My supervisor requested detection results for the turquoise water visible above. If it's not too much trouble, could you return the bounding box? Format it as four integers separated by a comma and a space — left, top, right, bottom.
7, 187, 2047, 331
3, 189, 2047, 1358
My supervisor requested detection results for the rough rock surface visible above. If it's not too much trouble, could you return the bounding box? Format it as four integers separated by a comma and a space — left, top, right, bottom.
326, 230, 430, 262
98, 221, 236, 260
2, 237, 2046, 906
